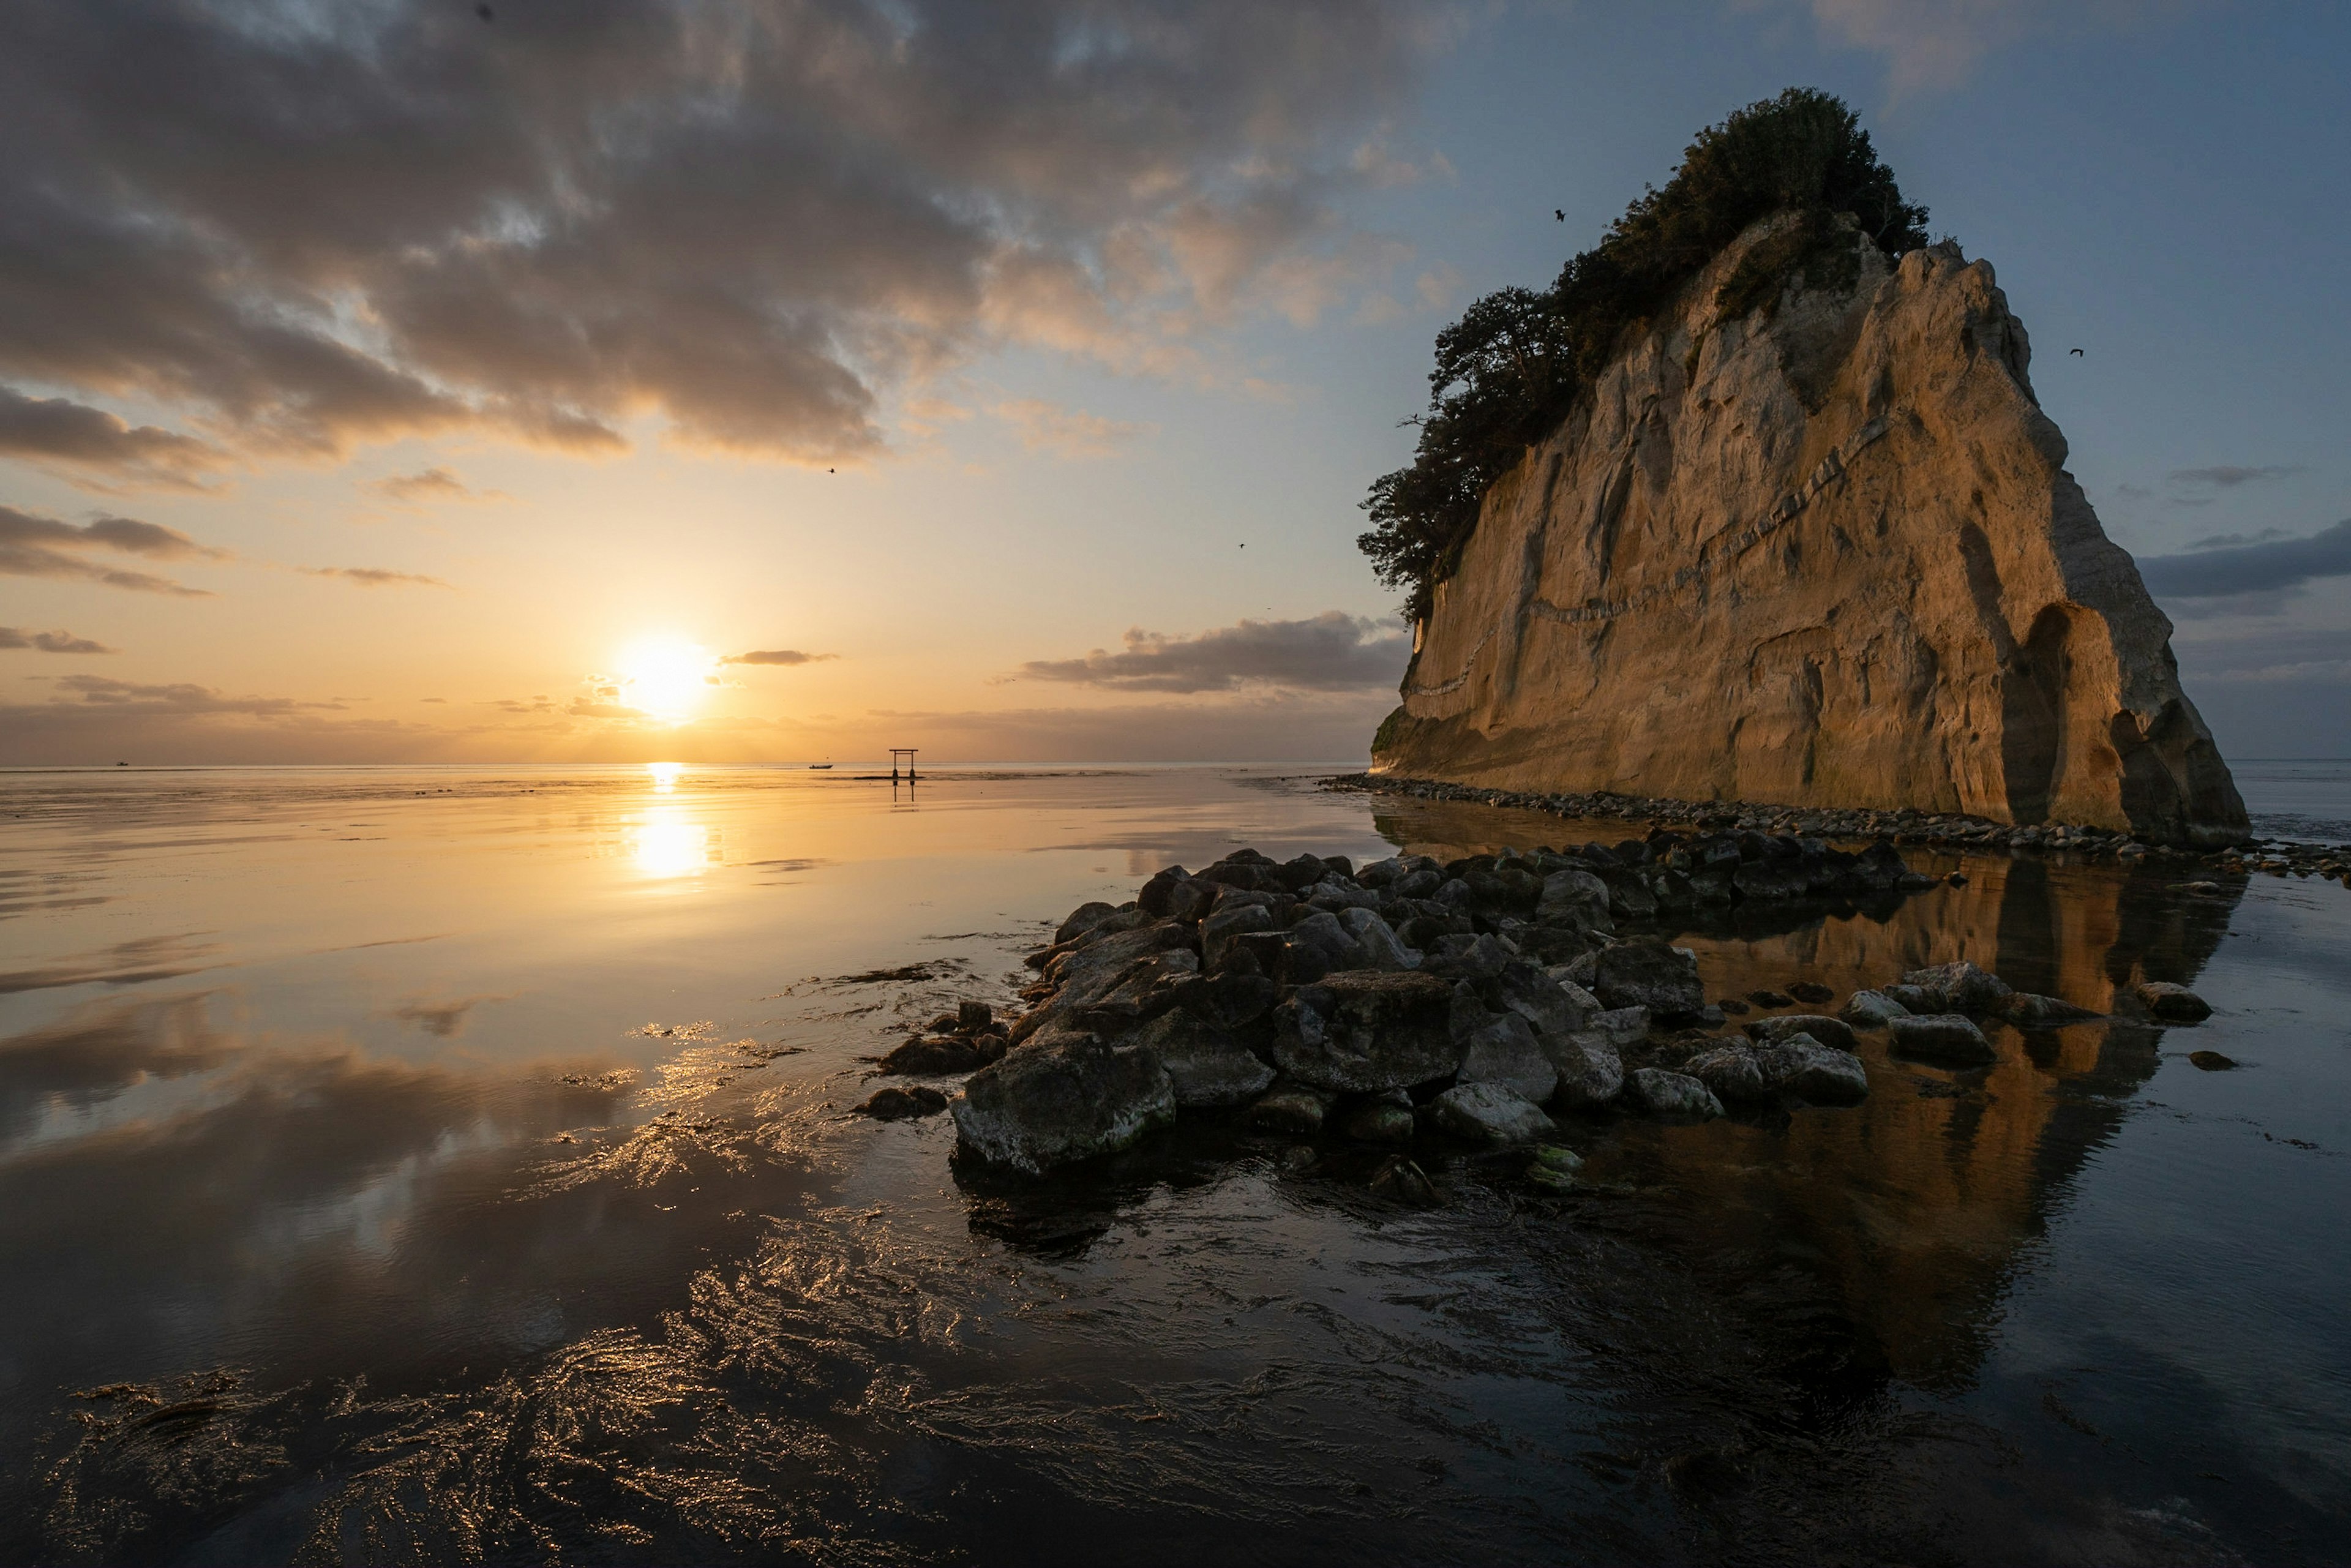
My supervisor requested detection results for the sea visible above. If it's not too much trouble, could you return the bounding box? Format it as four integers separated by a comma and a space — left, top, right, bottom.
1, 759, 2347, 1565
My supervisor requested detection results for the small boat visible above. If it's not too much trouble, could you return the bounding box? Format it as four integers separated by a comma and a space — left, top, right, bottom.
807, 763, 833, 770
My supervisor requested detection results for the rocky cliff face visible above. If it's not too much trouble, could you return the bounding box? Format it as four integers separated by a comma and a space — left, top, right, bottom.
1373, 220, 2247, 847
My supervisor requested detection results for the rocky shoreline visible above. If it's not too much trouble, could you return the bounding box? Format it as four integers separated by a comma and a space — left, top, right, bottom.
1326, 773, 2351, 885
855, 833, 2210, 1179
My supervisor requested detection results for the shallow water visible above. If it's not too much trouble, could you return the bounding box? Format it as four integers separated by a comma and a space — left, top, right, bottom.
1, 763, 2346, 1565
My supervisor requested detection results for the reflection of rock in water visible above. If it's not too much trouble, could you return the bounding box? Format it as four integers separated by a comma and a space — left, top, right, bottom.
1594, 853, 2240, 1392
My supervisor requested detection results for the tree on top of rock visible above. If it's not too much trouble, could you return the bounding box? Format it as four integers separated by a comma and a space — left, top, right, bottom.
1358, 88, 1931, 624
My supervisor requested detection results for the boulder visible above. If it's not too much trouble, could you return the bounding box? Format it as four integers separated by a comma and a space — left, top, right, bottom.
879, 1035, 992, 1075
1493, 961, 1597, 1037
1136, 866, 1191, 918
952, 1029, 1177, 1173
1270, 970, 1459, 1093
1425, 931, 1513, 981
1536, 867, 1614, 932
2002, 992, 2104, 1027
1591, 939, 1705, 1018
1787, 981, 1834, 1004
1430, 1082, 1556, 1144
1201, 902, 1278, 970
1887, 1013, 1996, 1066
1747, 1013, 1859, 1054
1753, 1035, 1869, 1104
957, 1000, 994, 1032
1684, 1043, 1769, 1103
1287, 909, 1364, 978
1336, 906, 1420, 970
1126, 1009, 1274, 1108
857, 1085, 948, 1120
1341, 1089, 1417, 1144
1624, 1068, 1724, 1119
1453, 999, 1558, 1103
1587, 1006, 1652, 1048
2134, 981, 2213, 1022
1900, 960, 2014, 1016
1054, 901, 1120, 946
1525, 1143, 1584, 1193
1880, 984, 1938, 1014
1243, 1080, 1335, 1135
1542, 1029, 1625, 1109
1074, 948, 1200, 1032
1839, 989, 1911, 1028
1368, 228, 2247, 849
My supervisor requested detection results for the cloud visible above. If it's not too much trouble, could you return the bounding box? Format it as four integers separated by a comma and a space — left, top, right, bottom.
2184, 527, 2290, 551
302, 566, 452, 588
0, 504, 221, 595
2138, 519, 2351, 600
566, 700, 650, 720
362, 466, 500, 505
1011, 611, 1411, 693
0, 626, 112, 653
0, 1, 1422, 468
991, 399, 1153, 459
721, 649, 838, 667
2169, 465, 2301, 490
0, 387, 231, 492
46, 673, 343, 713
1785, 1, 2175, 94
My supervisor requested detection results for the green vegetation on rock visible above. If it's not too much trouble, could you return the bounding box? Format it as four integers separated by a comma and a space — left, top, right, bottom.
1357, 88, 1930, 623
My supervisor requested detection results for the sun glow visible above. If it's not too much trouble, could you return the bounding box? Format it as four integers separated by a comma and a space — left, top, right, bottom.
618, 638, 716, 724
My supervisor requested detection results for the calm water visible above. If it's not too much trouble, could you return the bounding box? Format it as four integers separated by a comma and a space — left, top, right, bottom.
2, 763, 2347, 1566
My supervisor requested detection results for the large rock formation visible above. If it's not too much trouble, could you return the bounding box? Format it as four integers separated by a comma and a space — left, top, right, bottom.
1372, 221, 2247, 847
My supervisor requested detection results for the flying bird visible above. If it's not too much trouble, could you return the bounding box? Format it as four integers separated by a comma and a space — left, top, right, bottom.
2070, 348, 2084, 356
1554, 209, 1565, 222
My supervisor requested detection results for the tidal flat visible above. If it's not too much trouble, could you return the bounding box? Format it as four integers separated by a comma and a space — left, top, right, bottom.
2, 762, 2347, 1565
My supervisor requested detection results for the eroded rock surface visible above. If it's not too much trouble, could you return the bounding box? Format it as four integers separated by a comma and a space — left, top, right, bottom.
1373, 224, 2246, 848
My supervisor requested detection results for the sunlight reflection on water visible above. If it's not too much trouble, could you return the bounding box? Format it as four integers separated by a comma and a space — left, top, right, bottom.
0, 765, 2345, 1564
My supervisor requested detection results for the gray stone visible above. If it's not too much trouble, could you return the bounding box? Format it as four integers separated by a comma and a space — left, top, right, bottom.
1839, 989, 1911, 1028
1201, 902, 1278, 970
1054, 901, 1120, 947
1900, 960, 2014, 1016
1454, 1002, 1559, 1103
1126, 1009, 1274, 1109
1754, 1035, 1869, 1104
1536, 867, 1614, 933
1684, 1043, 1770, 1103
1880, 984, 1938, 1014
1430, 1082, 1556, 1144
1542, 1029, 1625, 1109
1270, 969, 1459, 1092
1887, 1012, 1996, 1065
1426, 931, 1513, 980
2003, 992, 2104, 1027
952, 1029, 1176, 1173
1494, 961, 1597, 1037
857, 1085, 949, 1120
1747, 1013, 1859, 1053
1588, 1006, 1652, 1048
1526, 1143, 1583, 1192
2134, 981, 2213, 1022
1336, 906, 1420, 970
1292, 909, 1365, 970
1592, 939, 1706, 1018
1074, 948, 1200, 1032
1625, 1068, 1725, 1119
1243, 1080, 1335, 1135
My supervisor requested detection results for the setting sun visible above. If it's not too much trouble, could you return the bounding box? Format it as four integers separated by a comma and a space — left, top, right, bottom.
618, 639, 716, 724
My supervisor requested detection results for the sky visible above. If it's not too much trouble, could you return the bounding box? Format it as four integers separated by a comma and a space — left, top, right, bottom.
1, 0, 2346, 766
